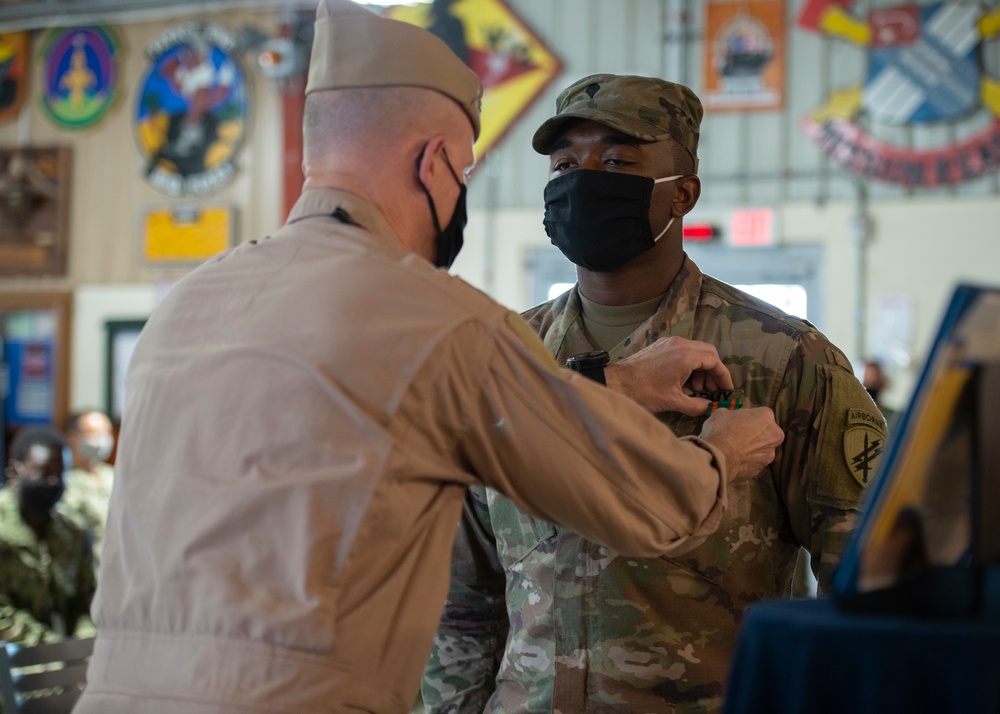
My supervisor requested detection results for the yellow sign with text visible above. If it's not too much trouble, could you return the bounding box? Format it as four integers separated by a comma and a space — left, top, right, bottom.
142, 204, 234, 265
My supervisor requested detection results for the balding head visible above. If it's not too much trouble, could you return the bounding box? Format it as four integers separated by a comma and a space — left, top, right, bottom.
301, 85, 475, 265
301, 0, 480, 192
303, 86, 472, 176
298, 0, 480, 263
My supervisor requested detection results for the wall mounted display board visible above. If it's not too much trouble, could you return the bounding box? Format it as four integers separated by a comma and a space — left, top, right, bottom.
39, 25, 121, 130
703, 0, 786, 112
134, 22, 249, 197
0, 292, 72, 432
0, 147, 71, 276
386, 0, 562, 166
0, 32, 29, 123
139, 202, 234, 267
798, 1, 1000, 187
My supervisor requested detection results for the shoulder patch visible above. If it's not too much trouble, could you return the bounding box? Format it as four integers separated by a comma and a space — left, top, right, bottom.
811, 366, 888, 507
842, 408, 887, 488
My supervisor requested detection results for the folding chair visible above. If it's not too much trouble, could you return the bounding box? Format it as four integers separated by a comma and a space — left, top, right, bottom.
0, 637, 94, 714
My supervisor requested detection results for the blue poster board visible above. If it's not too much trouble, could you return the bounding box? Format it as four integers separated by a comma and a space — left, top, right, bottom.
2, 311, 56, 426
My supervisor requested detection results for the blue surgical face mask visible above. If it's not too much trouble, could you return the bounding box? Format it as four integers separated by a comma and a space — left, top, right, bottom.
543, 169, 682, 273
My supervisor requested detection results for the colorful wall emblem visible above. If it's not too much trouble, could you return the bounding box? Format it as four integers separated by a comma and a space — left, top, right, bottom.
0, 33, 29, 123
798, 1, 1000, 187
864, 4, 979, 124
703, 1, 786, 112
135, 23, 248, 197
387, 0, 562, 165
40, 26, 120, 130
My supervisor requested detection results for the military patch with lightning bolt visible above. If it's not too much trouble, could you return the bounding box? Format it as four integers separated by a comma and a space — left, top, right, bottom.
843, 408, 887, 488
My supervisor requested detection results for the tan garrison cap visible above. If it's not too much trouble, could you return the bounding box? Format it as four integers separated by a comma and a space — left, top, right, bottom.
307, 0, 483, 139
532, 74, 702, 169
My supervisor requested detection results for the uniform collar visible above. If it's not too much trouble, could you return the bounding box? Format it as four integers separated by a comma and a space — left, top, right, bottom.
0, 488, 78, 547
546, 253, 706, 361
287, 189, 397, 238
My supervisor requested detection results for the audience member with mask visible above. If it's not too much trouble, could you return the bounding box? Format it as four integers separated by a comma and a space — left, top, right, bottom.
62, 408, 116, 561
0, 425, 96, 646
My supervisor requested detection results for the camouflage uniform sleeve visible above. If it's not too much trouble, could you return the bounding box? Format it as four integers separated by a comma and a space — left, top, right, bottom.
422, 486, 508, 713
773, 330, 886, 592
68, 528, 97, 637
0, 595, 59, 646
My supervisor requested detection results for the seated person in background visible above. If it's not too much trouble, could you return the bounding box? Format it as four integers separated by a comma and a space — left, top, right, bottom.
0, 425, 96, 646
863, 359, 900, 433
62, 409, 116, 559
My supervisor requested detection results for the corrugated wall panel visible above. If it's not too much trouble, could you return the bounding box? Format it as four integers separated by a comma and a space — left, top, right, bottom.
467, 0, 1000, 211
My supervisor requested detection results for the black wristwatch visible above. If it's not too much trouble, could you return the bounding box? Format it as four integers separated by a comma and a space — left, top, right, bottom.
565, 350, 610, 385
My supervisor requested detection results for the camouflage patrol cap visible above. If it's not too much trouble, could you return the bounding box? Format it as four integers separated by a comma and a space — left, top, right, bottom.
532, 74, 702, 169
307, 0, 483, 139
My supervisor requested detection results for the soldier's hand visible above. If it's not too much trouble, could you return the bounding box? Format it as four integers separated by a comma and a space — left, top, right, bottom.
604, 336, 734, 416
698, 407, 784, 481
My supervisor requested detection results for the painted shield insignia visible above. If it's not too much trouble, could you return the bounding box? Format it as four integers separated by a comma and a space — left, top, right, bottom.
0, 33, 29, 123
863, 3, 980, 124
40, 25, 121, 130
135, 23, 248, 197
386, 0, 563, 167
797, 0, 1000, 187
843, 408, 887, 488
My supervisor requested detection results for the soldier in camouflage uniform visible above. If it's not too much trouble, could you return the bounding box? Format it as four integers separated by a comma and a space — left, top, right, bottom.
62, 409, 116, 562
423, 75, 886, 713
0, 426, 96, 647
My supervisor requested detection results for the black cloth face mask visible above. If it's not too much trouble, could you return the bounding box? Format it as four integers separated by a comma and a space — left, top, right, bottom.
18, 477, 65, 514
543, 169, 681, 273
418, 145, 467, 269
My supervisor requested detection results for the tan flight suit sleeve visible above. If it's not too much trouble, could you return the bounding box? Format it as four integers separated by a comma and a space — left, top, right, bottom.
455, 313, 730, 559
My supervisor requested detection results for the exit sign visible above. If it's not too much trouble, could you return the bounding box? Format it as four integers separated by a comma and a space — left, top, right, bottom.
730, 208, 775, 247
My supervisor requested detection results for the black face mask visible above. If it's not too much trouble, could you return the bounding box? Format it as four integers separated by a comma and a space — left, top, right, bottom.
19, 478, 65, 514
418, 145, 467, 269
543, 169, 681, 273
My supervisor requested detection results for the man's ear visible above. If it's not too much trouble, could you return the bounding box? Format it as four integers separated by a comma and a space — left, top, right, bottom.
416, 134, 447, 187
673, 175, 701, 217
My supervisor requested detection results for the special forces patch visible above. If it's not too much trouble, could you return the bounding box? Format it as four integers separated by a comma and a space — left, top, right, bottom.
843, 408, 887, 488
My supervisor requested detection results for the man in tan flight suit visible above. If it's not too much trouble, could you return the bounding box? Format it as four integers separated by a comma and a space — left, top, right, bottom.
72, 3, 783, 714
